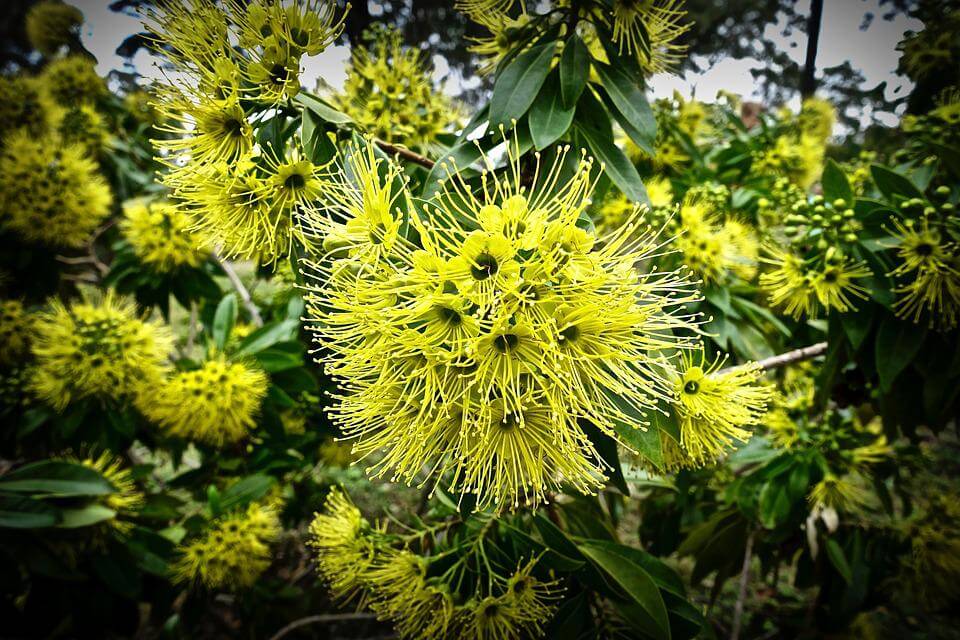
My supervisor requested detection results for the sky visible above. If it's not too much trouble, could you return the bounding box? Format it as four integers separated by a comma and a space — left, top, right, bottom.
74, 0, 920, 128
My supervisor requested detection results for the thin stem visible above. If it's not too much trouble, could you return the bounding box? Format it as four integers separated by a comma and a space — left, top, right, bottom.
267, 613, 379, 640
718, 342, 828, 375
213, 252, 264, 327
374, 139, 435, 169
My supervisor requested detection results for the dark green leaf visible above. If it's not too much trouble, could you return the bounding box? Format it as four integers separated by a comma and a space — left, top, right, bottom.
870, 164, 923, 203
220, 474, 275, 512
0, 494, 59, 528
825, 538, 853, 584
875, 315, 927, 391
529, 71, 575, 150
594, 62, 656, 155
0, 461, 115, 496
580, 543, 671, 639
489, 41, 556, 127
559, 35, 590, 109
236, 319, 299, 356
295, 92, 352, 124
821, 159, 854, 205
576, 124, 649, 204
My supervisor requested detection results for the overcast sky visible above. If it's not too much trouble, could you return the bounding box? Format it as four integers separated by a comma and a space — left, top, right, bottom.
76, 0, 920, 127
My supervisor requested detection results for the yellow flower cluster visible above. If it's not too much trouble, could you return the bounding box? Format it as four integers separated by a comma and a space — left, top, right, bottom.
459, 2, 534, 75
0, 130, 112, 247
302, 138, 702, 509
336, 26, 458, 152
310, 489, 562, 640
50, 103, 109, 155
120, 200, 208, 271
143, 0, 346, 264
761, 247, 872, 319
888, 217, 960, 330
0, 76, 49, 138
75, 451, 145, 532
137, 356, 268, 447
676, 198, 758, 284
25, 0, 84, 56
798, 96, 836, 141
609, 0, 690, 74
40, 55, 107, 105
172, 503, 280, 590
754, 132, 825, 190
30, 293, 172, 410
668, 348, 771, 467
0, 299, 33, 366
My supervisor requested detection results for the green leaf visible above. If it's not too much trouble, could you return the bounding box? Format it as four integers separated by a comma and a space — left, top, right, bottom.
0, 461, 115, 496
295, 92, 352, 124
301, 108, 336, 165
489, 41, 556, 127
212, 293, 237, 351
57, 504, 116, 528
529, 71, 575, 150
559, 35, 590, 109
576, 124, 649, 204
594, 62, 656, 155
220, 474, 275, 512
821, 159, 854, 205
581, 420, 629, 495
580, 543, 671, 640
875, 315, 927, 391
236, 319, 299, 356
839, 304, 873, 350
254, 344, 304, 373
870, 164, 923, 203
0, 494, 59, 528
825, 538, 853, 584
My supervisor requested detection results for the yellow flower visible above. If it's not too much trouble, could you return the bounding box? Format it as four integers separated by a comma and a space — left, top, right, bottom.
138, 355, 268, 447
124, 90, 160, 127
120, 200, 209, 271
308, 488, 380, 605
335, 26, 458, 151
808, 473, 870, 512
26, 0, 84, 56
501, 559, 563, 630
755, 133, 825, 189
811, 258, 872, 313
670, 348, 772, 465
30, 293, 173, 410
302, 138, 701, 509
0, 76, 49, 138
367, 549, 457, 639
172, 503, 280, 590
646, 175, 674, 209
798, 96, 836, 141
73, 451, 145, 532
0, 300, 34, 366
760, 247, 818, 319
40, 54, 107, 104
0, 130, 112, 247
50, 103, 109, 155
888, 218, 960, 329
610, 0, 690, 74
467, 11, 534, 75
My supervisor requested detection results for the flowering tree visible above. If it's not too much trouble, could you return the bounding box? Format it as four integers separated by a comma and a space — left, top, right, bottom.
0, 1, 959, 639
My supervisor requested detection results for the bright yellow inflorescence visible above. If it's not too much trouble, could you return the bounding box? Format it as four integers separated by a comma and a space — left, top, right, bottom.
143, 0, 346, 264
309, 489, 563, 640
669, 348, 772, 467
675, 198, 758, 284
302, 138, 702, 510
30, 293, 173, 411
172, 503, 281, 590
26, 0, 84, 56
50, 103, 109, 155
75, 451, 145, 532
335, 26, 458, 152
888, 218, 960, 330
121, 200, 209, 271
0, 300, 34, 366
761, 246, 872, 320
0, 130, 112, 247
138, 356, 268, 447
40, 55, 107, 105
610, 0, 690, 74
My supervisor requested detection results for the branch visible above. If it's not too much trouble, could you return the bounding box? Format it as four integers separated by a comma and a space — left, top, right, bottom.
212, 252, 264, 327
752, 341, 828, 372
374, 139, 435, 170
730, 529, 755, 640
268, 613, 379, 640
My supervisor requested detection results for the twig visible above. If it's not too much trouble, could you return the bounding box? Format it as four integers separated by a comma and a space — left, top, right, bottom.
268, 613, 379, 640
753, 341, 828, 372
374, 140, 435, 170
212, 252, 263, 327
730, 529, 755, 640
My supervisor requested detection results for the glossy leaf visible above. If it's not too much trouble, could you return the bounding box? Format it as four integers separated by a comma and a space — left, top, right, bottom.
594, 62, 656, 155
212, 293, 237, 351
875, 315, 927, 391
559, 35, 590, 109
489, 41, 556, 127
529, 71, 575, 149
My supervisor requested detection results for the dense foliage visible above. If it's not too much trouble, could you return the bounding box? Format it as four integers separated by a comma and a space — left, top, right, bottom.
1, 1, 958, 639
